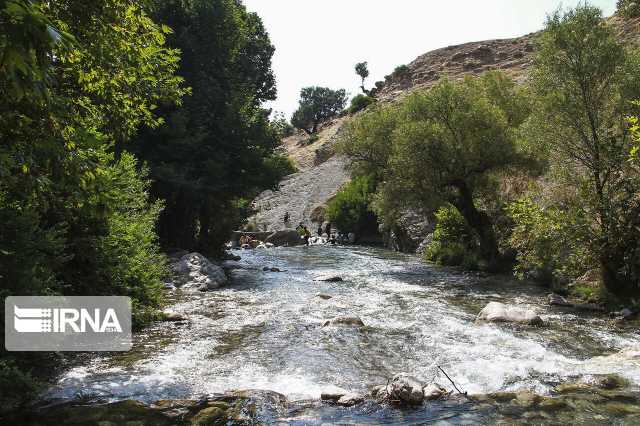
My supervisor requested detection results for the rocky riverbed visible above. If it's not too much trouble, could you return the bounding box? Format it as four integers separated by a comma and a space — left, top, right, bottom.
11, 245, 640, 424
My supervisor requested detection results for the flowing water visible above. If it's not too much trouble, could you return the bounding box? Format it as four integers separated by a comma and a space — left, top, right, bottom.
42, 246, 640, 424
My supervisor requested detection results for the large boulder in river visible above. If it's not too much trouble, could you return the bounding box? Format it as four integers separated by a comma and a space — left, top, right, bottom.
265, 229, 304, 247
476, 302, 544, 326
171, 252, 227, 291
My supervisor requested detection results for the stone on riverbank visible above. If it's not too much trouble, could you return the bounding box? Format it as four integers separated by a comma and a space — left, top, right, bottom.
476, 302, 544, 326
171, 253, 227, 291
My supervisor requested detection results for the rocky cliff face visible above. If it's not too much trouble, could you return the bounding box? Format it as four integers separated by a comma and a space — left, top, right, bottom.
248, 14, 640, 251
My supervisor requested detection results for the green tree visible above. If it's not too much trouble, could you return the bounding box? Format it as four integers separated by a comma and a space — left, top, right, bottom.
133, 0, 288, 254
383, 73, 528, 268
1, 0, 184, 305
355, 61, 369, 94
291, 86, 347, 135
530, 4, 640, 296
0, 0, 186, 406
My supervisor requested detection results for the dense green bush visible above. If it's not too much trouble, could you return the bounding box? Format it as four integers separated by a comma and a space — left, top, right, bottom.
425, 205, 481, 269
326, 176, 377, 234
348, 94, 375, 114
507, 198, 593, 285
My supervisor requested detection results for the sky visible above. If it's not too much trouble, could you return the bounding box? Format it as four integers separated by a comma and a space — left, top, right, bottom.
242, 0, 617, 118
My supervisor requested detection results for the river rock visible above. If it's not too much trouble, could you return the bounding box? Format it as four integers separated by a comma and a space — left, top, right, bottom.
191, 406, 227, 425
171, 253, 227, 290
315, 275, 344, 282
423, 383, 447, 400
265, 229, 305, 247
476, 302, 544, 326
323, 316, 365, 327
385, 373, 426, 405
548, 293, 572, 307
320, 392, 344, 402
316, 293, 333, 300
337, 393, 364, 407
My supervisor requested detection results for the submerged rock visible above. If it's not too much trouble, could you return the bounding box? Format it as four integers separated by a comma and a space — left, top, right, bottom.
476, 302, 544, 326
171, 253, 228, 291
323, 316, 365, 327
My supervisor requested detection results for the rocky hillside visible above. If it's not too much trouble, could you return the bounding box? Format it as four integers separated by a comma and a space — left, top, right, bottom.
377, 15, 640, 102
249, 14, 640, 247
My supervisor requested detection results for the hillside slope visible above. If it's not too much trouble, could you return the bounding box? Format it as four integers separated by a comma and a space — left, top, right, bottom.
249, 14, 640, 245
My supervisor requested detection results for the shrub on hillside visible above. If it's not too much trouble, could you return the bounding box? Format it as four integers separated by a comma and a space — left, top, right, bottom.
348, 94, 375, 114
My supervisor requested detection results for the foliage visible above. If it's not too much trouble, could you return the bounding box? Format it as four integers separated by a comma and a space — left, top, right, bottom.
348, 94, 375, 114
379, 72, 533, 269
530, 4, 640, 296
291, 86, 347, 135
0, 360, 40, 414
0, 0, 185, 308
326, 176, 377, 234
0, 0, 185, 409
617, 0, 640, 17
355, 61, 369, 94
507, 198, 593, 285
271, 111, 295, 138
337, 103, 400, 183
425, 205, 481, 269
628, 108, 640, 162
386, 64, 410, 82
133, 0, 287, 255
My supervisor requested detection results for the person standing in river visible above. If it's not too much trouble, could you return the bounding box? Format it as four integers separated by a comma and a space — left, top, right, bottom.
317, 224, 323, 237
283, 211, 290, 225
325, 222, 331, 237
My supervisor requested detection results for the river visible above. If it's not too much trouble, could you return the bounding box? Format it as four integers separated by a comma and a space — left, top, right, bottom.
41, 245, 640, 424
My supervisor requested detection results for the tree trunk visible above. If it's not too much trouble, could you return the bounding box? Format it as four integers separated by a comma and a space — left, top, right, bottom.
452, 183, 501, 270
